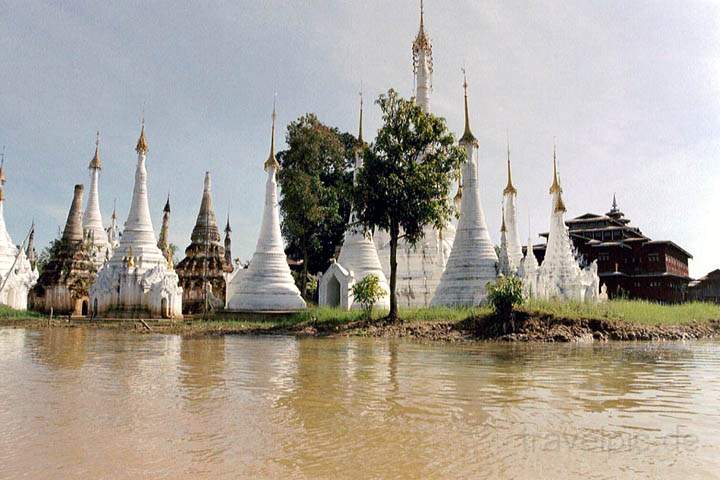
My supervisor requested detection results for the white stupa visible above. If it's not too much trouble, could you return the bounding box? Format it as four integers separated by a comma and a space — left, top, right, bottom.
520, 232, 539, 298
319, 95, 390, 310
497, 208, 514, 276
0, 157, 38, 310
89, 122, 183, 318
82, 132, 112, 266
502, 142, 523, 271
529, 150, 600, 302
374, 2, 456, 307
106, 202, 120, 252
226, 104, 306, 312
431, 78, 498, 306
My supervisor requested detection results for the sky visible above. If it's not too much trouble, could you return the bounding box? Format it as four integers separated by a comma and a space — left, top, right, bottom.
1, 0, 719, 278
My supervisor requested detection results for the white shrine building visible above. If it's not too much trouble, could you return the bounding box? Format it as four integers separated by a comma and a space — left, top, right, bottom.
522, 150, 601, 302
89, 122, 183, 318
431, 77, 497, 306
0, 158, 38, 310
82, 132, 113, 266
375, 3, 456, 307
319, 96, 390, 310
225, 104, 306, 312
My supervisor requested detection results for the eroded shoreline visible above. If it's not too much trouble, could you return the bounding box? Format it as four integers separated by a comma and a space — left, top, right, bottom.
2, 312, 719, 343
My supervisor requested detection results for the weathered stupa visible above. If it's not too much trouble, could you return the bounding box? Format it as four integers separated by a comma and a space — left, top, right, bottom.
176, 172, 232, 314
0, 158, 38, 310
89, 122, 183, 318
157, 195, 172, 264
431, 78, 498, 306
375, 2, 455, 307
502, 142, 523, 271
528, 150, 600, 302
319, 95, 390, 310
82, 132, 112, 266
30, 185, 96, 316
224, 215, 234, 271
226, 104, 306, 312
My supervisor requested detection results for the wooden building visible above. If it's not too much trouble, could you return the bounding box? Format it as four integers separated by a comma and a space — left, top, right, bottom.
688, 270, 720, 303
532, 197, 692, 303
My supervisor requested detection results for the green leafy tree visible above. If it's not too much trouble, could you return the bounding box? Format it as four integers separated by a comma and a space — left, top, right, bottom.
354, 89, 465, 322
351, 274, 386, 320
487, 276, 524, 332
276, 114, 354, 299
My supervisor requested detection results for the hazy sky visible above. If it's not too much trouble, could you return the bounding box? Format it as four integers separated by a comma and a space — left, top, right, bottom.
1, 0, 719, 277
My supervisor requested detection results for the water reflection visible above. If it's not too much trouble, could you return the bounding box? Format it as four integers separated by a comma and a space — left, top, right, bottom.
0, 330, 718, 479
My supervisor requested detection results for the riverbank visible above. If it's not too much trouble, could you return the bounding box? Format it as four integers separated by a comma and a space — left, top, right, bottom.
2, 300, 720, 342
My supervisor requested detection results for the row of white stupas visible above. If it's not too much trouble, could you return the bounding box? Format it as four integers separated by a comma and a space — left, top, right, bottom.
318, 3, 603, 309
0, 2, 602, 316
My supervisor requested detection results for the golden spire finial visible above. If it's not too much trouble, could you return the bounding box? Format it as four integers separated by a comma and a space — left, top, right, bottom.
264, 94, 280, 171
503, 130, 517, 195
90, 130, 102, 169
459, 69, 478, 147
501, 204, 507, 232
412, 0, 432, 68
135, 113, 148, 155
549, 143, 561, 194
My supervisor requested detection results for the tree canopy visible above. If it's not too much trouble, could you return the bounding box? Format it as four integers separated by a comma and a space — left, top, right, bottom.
276, 114, 354, 298
354, 89, 465, 321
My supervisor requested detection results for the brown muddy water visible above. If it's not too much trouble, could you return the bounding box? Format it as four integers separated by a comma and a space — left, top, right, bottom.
1, 328, 719, 479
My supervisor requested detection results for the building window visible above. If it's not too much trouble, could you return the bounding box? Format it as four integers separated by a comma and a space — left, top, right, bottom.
648, 253, 659, 262
599, 253, 609, 262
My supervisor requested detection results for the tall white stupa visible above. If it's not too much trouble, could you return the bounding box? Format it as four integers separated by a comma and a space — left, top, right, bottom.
529, 149, 600, 302
502, 141, 523, 271
497, 208, 514, 276
319, 94, 390, 310
374, 1, 456, 307
82, 132, 112, 266
431, 77, 497, 306
89, 121, 183, 318
0, 155, 38, 310
226, 103, 306, 312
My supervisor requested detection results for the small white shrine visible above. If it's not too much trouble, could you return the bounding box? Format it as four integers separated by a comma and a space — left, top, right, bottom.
89, 123, 183, 318
225, 105, 306, 312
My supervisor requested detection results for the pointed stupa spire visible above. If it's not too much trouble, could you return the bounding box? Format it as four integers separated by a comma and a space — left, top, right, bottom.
0, 145, 6, 185
89, 131, 102, 169
164, 193, 171, 213
459, 69, 478, 147
549, 144, 562, 194
412, 0, 432, 59
264, 96, 280, 171
189, 171, 221, 246
136, 116, 148, 155
501, 204, 507, 232
358, 87, 364, 144
503, 132, 517, 195
225, 213, 232, 234
62, 185, 85, 242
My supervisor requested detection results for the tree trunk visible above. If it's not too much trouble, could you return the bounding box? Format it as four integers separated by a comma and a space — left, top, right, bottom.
388, 220, 399, 323
301, 249, 309, 299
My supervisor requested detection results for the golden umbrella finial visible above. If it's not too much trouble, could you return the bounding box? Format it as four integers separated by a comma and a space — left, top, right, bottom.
459, 69, 478, 147
264, 94, 280, 171
503, 130, 517, 195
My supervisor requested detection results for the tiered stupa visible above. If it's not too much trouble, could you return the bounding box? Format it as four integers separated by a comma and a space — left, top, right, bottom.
431, 77, 498, 306
176, 172, 232, 313
0, 157, 38, 310
82, 132, 112, 265
527, 149, 600, 302
502, 141, 523, 271
225, 104, 306, 311
30, 185, 96, 316
375, 2, 456, 307
89, 122, 183, 318
319, 95, 390, 310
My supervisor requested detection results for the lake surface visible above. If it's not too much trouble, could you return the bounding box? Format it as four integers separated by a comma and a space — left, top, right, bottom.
1, 328, 719, 479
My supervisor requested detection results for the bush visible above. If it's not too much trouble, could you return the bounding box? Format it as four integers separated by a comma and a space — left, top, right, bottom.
487, 276, 524, 320
351, 274, 386, 320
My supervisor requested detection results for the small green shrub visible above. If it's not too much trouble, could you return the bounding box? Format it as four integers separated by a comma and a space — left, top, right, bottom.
352, 274, 386, 319
486, 276, 524, 319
